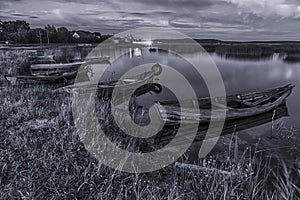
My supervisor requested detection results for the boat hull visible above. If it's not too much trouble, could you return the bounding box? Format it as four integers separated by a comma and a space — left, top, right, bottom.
156, 84, 294, 124
31, 62, 85, 70
56, 68, 161, 105
5, 71, 78, 85
155, 103, 289, 146
84, 56, 110, 64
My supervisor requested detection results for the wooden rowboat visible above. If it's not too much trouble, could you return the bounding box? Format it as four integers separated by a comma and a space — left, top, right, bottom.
58, 64, 162, 91
155, 102, 291, 162
31, 61, 85, 70
152, 85, 294, 158
155, 103, 289, 148
56, 64, 163, 104
30, 55, 55, 63
4, 71, 78, 85
30, 61, 87, 76
155, 84, 294, 124
84, 56, 110, 64
71, 56, 110, 64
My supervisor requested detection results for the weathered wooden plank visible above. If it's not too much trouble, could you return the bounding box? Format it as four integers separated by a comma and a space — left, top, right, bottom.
31, 62, 85, 70
156, 84, 293, 123
156, 103, 288, 146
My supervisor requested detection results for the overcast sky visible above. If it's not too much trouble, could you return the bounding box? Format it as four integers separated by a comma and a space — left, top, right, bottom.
1, 0, 300, 41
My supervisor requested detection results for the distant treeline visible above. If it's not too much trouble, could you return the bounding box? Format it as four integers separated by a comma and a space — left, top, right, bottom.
0, 20, 112, 44
195, 40, 300, 63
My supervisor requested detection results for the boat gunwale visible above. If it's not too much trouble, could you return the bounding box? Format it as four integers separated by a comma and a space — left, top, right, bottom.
57, 69, 156, 93
31, 62, 86, 70
158, 84, 294, 106
156, 84, 294, 124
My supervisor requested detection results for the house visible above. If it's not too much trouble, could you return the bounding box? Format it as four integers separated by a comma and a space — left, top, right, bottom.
72, 32, 80, 39
112, 35, 135, 44
113, 37, 120, 44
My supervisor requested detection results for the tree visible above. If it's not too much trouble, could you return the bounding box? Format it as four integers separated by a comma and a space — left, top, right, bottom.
93, 32, 102, 42
25, 29, 40, 43
2, 20, 30, 33
0, 20, 104, 44
0, 20, 30, 43
57, 27, 72, 43
45, 24, 58, 43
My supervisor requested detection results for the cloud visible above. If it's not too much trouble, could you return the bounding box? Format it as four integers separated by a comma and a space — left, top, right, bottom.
132, 0, 213, 9
169, 20, 200, 28
11, 13, 39, 19
0, 0, 23, 8
0, 9, 39, 20
222, 0, 300, 18
0, 0, 300, 40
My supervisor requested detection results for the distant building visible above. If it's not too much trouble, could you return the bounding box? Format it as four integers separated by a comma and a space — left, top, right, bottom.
72, 32, 80, 39
113, 37, 120, 44
124, 35, 134, 43
112, 35, 135, 44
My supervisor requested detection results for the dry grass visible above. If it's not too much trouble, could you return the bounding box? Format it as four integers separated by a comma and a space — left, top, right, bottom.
0, 84, 299, 199
0, 50, 30, 75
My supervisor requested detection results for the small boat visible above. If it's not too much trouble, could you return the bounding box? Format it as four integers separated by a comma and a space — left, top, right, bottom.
154, 84, 294, 124
133, 48, 142, 57
25, 49, 38, 55
149, 48, 158, 52
30, 61, 87, 76
4, 71, 79, 85
155, 103, 289, 148
78, 43, 93, 47
84, 56, 110, 64
56, 64, 162, 103
31, 61, 86, 70
31, 55, 55, 63
70, 56, 110, 64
